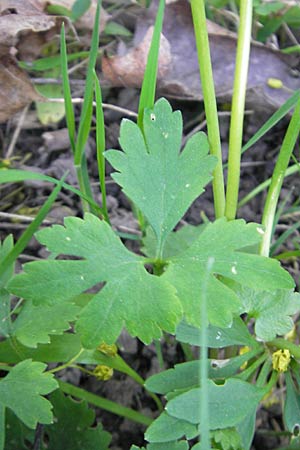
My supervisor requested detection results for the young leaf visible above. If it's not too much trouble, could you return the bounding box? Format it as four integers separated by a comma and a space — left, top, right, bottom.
284, 371, 300, 434
8, 214, 182, 347
4, 409, 33, 450
12, 300, 80, 348
166, 378, 264, 429
175, 317, 257, 348
211, 428, 243, 450
0, 236, 14, 338
105, 98, 216, 257
163, 219, 294, 328
44, 390, 111, 450
234, 286, 300, 341
145, 412, 198, 443
0, 360, 57, 437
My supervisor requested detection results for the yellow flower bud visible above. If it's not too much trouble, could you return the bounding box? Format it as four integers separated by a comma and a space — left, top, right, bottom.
239, 346, 251, 370
97, 343, 118, 357
272, 349, 291, 372
93, 365, 113, 381
267, 78, 283, 89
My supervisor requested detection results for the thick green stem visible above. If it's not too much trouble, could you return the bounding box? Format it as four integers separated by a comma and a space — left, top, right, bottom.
260, 98, 300, 256
58, 381, 153, 426
225, 0, 253, 220
191, 0, 225, 219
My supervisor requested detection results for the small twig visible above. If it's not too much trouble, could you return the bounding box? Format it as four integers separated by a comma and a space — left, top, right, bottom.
5, 105, 29, 159
47, 97, 138, 117
0, 212, 52, 224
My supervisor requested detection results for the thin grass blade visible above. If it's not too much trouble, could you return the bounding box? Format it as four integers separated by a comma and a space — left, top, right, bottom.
94, 70, 109, 223
60, 22, 76, 153
0, 177, 65, 278
242, 89, 300, 154
0, 169, 104, 216
137, 0, 165, 130
74, 0, 101, 165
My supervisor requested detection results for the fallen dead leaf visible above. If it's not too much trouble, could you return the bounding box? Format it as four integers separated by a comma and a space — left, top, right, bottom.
0, 55, 43, 123
33, 0, 110, 33
102, 0, 300, 111
0, 0, 67, 122
102, 26, 171, 88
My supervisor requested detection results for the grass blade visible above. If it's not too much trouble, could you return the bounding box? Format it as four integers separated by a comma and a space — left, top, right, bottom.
0, 169, 104, 216
260, 96, 300, 256
0, 176, 65, 278
60, 22, 76, 153
137, 0, 165, 130
242, 89, 300, 154
74, 0, 101, 165
94, 70, 110, 223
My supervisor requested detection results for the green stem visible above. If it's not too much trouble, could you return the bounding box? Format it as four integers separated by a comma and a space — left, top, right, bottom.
269, 338, 300, 359
225, 0, 253, 220
58, 380, 153, 426
49, 348, 84, 374
190, 0, 225, 219
260, 98, 300, 256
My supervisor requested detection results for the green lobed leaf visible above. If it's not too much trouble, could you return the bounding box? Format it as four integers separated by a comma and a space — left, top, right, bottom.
4, 409, 34, 450
0, 236, 14, 338
0, 334, 82, 364
166, 379, 264, 429
284, 371, 300, 434
211, 428, 243, 450
163, 219, 294, 329
131, 443, 189, 450
44, 390, 111, 450
145, 412, 198, 443
175, 317, 257, 348
142, 224, 206, 259
145, 349, 263, 395
0, 360, 57, 432
12, 300, 80, 348
234, 286, 300, 341
105, 98, 216, 257
8, 214, 182, 347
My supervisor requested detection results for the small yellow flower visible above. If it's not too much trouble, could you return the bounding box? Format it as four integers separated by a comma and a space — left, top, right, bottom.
93, 365, 113, 381
97, 342, 118, 357
272, 349, 291, 372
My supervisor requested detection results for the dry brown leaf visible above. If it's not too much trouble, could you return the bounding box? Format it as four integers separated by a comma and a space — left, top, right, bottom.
102, 26, 171, 88
33, 0, 110, 33
0, 55, 43, 123
0, 0, 66, 122
102, 0, 300, 111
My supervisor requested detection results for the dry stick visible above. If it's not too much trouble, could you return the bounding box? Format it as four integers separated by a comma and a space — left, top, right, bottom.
5, 105, 29, 159
48, 97, 137, 117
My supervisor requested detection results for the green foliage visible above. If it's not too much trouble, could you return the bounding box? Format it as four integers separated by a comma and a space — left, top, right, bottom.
284, 371, 300, 435
0, 360, 57, 445
12, 300, 80, 348
43, 390, 111, 449
233, 286, 300, 341
210, 428, 243, 450
106, 98, 216, 257
8, 214, 181, 347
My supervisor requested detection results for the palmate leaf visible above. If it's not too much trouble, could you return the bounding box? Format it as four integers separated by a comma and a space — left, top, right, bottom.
44, 390, 111, 450
12, 300, 80, 348
166, 379, 264, 429
105, 98, 216, 257
0, 359, 57, 447
233, 286, 300, 341
8, 214, 181, 348
162, 219, 294, 328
